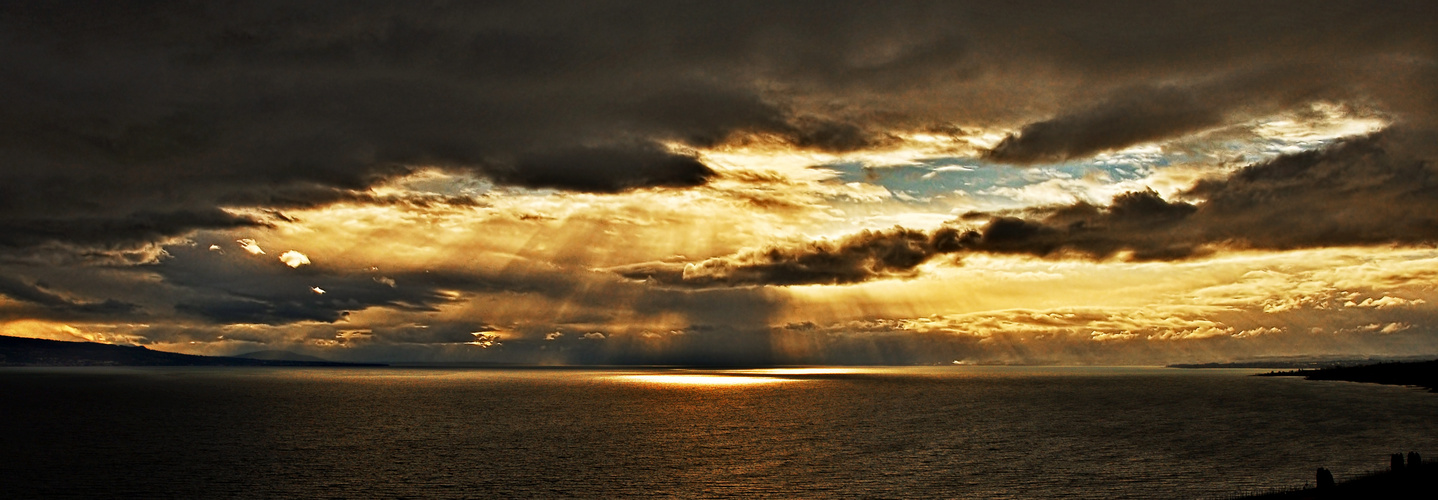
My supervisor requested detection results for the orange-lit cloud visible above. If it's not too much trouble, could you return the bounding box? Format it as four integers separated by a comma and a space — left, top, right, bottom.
2, 3, 1437, 365
280, 251, 312, 268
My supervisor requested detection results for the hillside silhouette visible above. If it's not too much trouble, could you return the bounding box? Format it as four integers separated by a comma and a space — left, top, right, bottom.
1259, 359, 1438, 392
0, 335, 383, 367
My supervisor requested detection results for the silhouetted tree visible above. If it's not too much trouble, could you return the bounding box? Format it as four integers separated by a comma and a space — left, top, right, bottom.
1408, 451, 1422, 469
1392, 453, 1406, 472
1316, 467, 1335, 489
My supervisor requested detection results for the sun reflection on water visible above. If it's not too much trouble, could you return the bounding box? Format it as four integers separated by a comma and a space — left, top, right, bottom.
610, 374, 795, 386
609, 368, 868, 386
725, 368, 861, 376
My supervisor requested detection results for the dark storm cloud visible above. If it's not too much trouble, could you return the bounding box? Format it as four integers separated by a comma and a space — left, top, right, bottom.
497, 145, 714, 193
158, 243, 448, 325
633, 130, 1438, 287
156, 242, 590, 325
3, 1, 1434, 257
984, 67, 1349, 164
0, 209, 264, 258
1185, 129, 1438, 249
614, 227, 964, 287
974, 1, 1437, 164
615, 191, 1198, 288
369, 323, 495, 345
0, 274, 139, 318
0, 1, 785, 255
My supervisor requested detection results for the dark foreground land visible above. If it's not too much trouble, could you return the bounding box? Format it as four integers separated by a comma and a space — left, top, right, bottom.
1240, 360, 1437, 498
1234, 458, 1436, 499
1258, 359, 1438, 392
0, 335, 383, 367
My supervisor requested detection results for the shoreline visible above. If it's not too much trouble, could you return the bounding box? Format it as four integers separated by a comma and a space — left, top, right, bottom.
1230, 457, 1434, 499
1256, 359, 1438, 392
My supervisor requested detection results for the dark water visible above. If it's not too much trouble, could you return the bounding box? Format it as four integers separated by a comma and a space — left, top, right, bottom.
2, 366, 1435, 499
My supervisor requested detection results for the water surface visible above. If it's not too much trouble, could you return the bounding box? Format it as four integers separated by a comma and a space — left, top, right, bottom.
2, 366, 1434, 498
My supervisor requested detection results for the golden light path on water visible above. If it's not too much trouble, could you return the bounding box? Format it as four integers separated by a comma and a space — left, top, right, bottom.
726, 368, 860, 376
609, 368, 865, 386
610, 374, 794, 386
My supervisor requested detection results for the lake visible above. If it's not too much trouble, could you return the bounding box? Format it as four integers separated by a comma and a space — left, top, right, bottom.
2, 366, 1434, 498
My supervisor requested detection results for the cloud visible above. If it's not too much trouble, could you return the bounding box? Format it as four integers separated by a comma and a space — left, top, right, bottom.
0, 209, 263, 264
618, 188, 1202, 287
1182, 129, 1438, 250
1, 1, 1432, 260
370, 323, 497, 345
148, 235, 635, 327
0, 275, 139, 318
982, 67, 1353, 165
1347, 297, 1425, 309
4, 2, 1438, 364
633, 129, 1438, 287
279, 250, 311, 268
615, 226, 963, 286
158, 243, 457, 325
494, 144, 715, 193
759, 299, 1438, 365
236, 239, 265, 255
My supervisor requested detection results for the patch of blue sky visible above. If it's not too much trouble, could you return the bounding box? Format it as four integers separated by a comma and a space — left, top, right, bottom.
826, 153, 1167, 203
823, 134, 1339, 208
397, 169, 496, 197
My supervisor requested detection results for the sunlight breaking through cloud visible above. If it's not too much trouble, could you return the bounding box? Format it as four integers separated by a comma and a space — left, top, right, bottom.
1, 3, 1435, 365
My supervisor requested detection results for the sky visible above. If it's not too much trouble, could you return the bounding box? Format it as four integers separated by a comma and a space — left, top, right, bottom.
3, 1, 1438, 364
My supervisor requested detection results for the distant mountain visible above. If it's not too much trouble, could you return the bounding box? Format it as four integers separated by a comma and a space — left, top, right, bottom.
233, 350, 331, 363
0, 335, 384, 367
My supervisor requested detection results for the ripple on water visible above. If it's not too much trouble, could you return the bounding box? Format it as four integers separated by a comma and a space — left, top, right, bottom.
1, 366, 1434, 499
